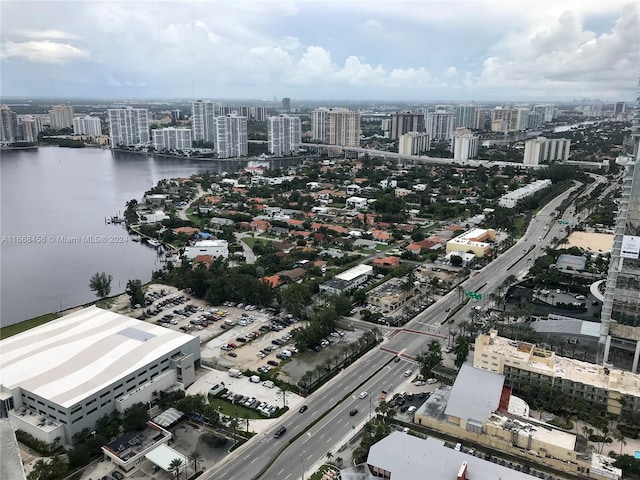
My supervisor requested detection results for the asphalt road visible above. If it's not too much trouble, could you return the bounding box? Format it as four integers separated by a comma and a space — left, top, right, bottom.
208, 350, 403, 480
204, 176, 612, 480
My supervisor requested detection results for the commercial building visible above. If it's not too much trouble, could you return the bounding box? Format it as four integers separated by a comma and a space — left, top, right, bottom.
600, 88, 640, 373
474, 330, 640, 418
523, 137, 571, 165
267, 115, 301, 156
454, 104, 477, 129
49, 104, 74, 130
183, 239, 229, 259
282, 97, 291, 112
319, 264, 373, 295
312, 108, 360, 147
0, 105, 18, 143
152, 127, 193, 151
72, 115, 102, 136
191, 100, 216, 143
389, 111, 425, 140
425, 110, 455, 141
414, 363, 623, 480
366, 277, 416, 312
360, 431, 535, 480
213, 113, 248, 158
446, 228, 495, 258
0, 306, 200, 444
108, 108, 150, 147
397, 132, 430, 155
498, 179, 552, 208
452, 128, 479, 161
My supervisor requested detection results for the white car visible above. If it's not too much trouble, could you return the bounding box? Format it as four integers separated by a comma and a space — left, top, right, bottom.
426, 378, 438, 384
359, 391, 368, 399
404, 370, 413, 377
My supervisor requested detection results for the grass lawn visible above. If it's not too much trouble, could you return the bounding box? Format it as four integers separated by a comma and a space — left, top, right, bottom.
1, 312, 61, 339
241, 236, 259, 249
376, 243, 391, 251
208, 396, 266, 420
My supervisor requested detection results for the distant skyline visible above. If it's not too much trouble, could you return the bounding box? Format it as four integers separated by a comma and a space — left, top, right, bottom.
1, 1, 638, 102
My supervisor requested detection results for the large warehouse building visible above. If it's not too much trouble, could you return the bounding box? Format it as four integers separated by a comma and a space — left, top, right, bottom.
0, 307, 200, 444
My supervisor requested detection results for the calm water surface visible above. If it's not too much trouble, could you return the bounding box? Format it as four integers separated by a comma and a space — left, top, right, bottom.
0, 147, 299, 327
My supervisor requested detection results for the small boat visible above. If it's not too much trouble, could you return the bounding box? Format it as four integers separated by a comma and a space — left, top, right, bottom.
147, 239, 161, 248
131, 236, 140, 242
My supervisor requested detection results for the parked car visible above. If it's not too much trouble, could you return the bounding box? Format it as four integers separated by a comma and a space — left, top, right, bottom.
426, 378, 438, 384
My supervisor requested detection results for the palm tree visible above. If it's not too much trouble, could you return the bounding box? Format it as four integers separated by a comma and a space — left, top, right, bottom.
169, 458, 184, 479
335, 456, 344, 468
188, 450, 203, 473
276, 386, 288, 408
613, 429, 627, 455
326, 451, 334, 464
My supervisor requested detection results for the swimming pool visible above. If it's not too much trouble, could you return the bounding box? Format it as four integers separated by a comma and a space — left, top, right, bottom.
635, 450, 640, 460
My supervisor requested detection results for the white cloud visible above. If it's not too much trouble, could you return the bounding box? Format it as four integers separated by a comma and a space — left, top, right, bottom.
1, 40, 88, 64
443, 66, 457, 78
20, 29, 80, 40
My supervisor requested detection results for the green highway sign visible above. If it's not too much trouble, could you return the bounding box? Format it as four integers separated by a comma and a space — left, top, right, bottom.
465, 291, 482, 301
557, 220, 569, 225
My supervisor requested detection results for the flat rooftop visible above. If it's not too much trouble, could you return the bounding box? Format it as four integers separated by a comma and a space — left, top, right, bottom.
336, 264, 373, 282
0, 306, 196, 408
481, 334, 640, 396
486, 413, 576, 451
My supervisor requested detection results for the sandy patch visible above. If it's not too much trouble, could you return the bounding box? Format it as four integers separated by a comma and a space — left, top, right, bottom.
564, 231, 613, 253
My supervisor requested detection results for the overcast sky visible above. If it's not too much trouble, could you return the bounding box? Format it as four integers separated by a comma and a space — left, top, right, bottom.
1, 0, 638, 101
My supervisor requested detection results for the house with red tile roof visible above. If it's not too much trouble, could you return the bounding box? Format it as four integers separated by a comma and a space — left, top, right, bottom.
251, 219, 271, 233
262, 274, 281, 288
373, 256, 400, 269
173, 226, 200, 236
193, 255, 214, 266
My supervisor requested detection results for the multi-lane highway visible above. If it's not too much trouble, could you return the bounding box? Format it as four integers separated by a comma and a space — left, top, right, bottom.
207, 350, 407, 480
205, 175, 613, 480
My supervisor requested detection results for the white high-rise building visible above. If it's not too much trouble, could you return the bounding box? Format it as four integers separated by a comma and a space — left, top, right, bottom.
268, 115, 301, 156
515, 108, 530, 131
49, 105, 74, 130
0, 105, 18, 143
452, 128, 479, 161
213, 113, 248, 159
311, 108, 360, 147
523, 137, 571, 165
534, 104, 556, 122
72, 116, 102, 136
153, 127, 193, 151
425, 111, 455, 141
17, 115, 40, 143
454, 104, 477, 129
191, 100, 216, 144
108, 108, 150, 147
398, 132, 430, 155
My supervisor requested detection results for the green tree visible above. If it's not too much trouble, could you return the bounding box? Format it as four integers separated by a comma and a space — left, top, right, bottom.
169, 458, 184, 478
454, 335, 472, 368
450, 255, 463, 267
27, 456, 67, 480
89, 271, 113, 299
188, 450, 203, 473
122, 403, 149, 431
125, 279, 146, 307
416, 339, 443, 377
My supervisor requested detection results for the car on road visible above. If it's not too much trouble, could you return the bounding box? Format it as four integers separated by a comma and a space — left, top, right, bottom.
445, 307, 451, 312
404, 369, 413, 377
426, 378, 438, 384
394, 356, 401, 363
444, 346, 453, 354
349, 408, 358, 416
414, 381, 425, 386
359, 391, 368, 399
274, 426, 287, 438
299, 405, 308, 413
228, 352, 237, 358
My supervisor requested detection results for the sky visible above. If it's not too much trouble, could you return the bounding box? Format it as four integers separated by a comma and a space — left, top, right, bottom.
1, 0, 639, 101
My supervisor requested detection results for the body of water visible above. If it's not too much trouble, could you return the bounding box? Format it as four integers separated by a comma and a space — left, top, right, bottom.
480, 121, 602, 147
0, 147, 302, 327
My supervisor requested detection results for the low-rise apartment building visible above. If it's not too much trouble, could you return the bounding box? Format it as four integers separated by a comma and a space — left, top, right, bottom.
446, 228, 496, 258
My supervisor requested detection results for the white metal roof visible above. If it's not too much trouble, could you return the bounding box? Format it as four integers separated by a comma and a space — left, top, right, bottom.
444, 364, 504, 423
145, 444, 187, 472
335, 264, 373, 282
0, 306, 194, 408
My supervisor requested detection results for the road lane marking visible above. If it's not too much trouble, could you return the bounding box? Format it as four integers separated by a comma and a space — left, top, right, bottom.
250, 458, 258, 464
278, 469, 285, 476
